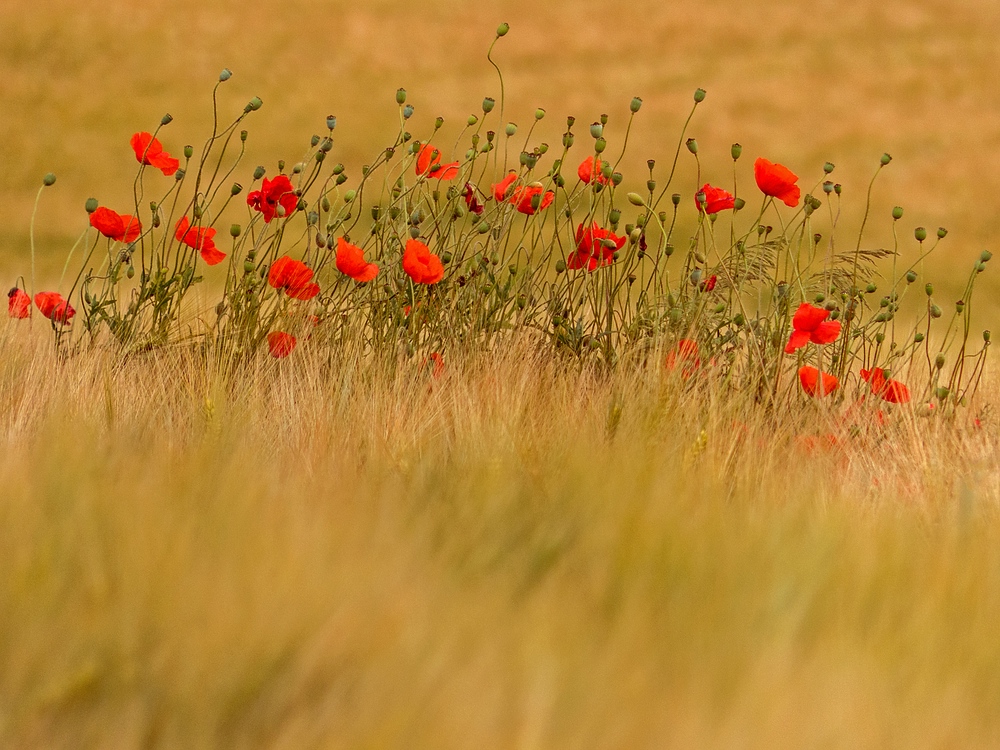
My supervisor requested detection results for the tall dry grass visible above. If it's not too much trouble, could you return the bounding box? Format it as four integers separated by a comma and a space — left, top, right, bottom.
1, 324, 998, 747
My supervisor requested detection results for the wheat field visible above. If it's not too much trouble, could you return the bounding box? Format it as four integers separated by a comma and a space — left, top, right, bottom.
3, 1, 1000, 747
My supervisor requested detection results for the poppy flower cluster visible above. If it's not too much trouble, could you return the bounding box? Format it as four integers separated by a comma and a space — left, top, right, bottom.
402, 239, 444, 285
492, 172, 554, 215
415, 144, 459, 181
175, 217, 225, 265
268, 256, 321, 299
247, 175, 298, 223
567, 222, 627, 272
131, 132, 180, 176
90, 206, 142, 243
335, 238, 379, 283
785, 303, 841, 353
754, 158, 800, 207
695, 184, 735, 214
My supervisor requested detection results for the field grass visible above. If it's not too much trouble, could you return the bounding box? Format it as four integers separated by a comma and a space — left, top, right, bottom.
4, 0, 1000, 746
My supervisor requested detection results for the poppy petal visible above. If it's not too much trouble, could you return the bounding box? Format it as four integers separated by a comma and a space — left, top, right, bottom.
810, 320, 842, 345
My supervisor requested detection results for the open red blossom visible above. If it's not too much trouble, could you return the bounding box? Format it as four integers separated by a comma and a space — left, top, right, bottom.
695, 183, 735, 214
785, 303, 841, 353
267, 331, 297, 358
34, 291, 75, 324
512, 184, 554, 215
754, 157, 800, 207
860, 368, 911, 404
130, 132, 180, 176
402, 239, 444, 285
90, 206, 141, 243
578, 156, 608, 185
8, 288, 30, 318
799, 365, 839, 398
415, 144, 460, 180
175, 217, 226, 266
492, 172, 518, 202
567, 222, 626, 272
335, 237, 379, 282
268, 255, 321, 299
462, 183, 485, 215
665, 339, 701, 378
247, 174, 298, 223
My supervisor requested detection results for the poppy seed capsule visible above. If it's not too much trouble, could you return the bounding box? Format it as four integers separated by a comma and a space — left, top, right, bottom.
937, 227, 948, 239
230, 182, 243, 196
594, 138, 607, 153
589, 122, 603, 139
497, 21, 509, 36
685, 138, 698, 155
915, 227, 927, 242
434, 116, 444, 130
253, 166, 266, 180
482, 97, 495, 114
823, 181, 834, 194
85, 198, 98, 213
396, 88, 407, 105
43, 173, 56, 186
982, 250, 993, 262
630, 97, 643, 113
327, 115, 337, 130
175, 169, 185, 181
985, 330, 991, 342
672, 194, 681, 206
892, 206, 903, 220
477, 221, 490, 234
734, 197, 746, 211
219, 68, 232, 82
880, 153, 892, 165
505, 122, 517, 136
930, 304, 942, 318
694, 88, 706, 102
402, 105, 414, 119
906, 270, 917, 283
600, 113, 608, 126
311, 134, 320, 147
161, 113, 173, 126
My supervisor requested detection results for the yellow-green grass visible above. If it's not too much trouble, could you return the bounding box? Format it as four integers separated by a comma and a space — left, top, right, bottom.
1, 326, 998, 747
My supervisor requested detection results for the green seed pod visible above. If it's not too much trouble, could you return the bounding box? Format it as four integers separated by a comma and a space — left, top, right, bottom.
984, 330, 991, 343
43, 172, 56, 186
441, 251, 452, 264
936, 386, 950, 399
609, 208, 621, 224
914, 332, 925, 343
976, 261, 987, 273
875, 332, 885, 343
327, 115, 337, 130
823, 162, 835, 174
734, 197, 746, 211
402, 104, 414, 119
930, 303, 942, 318
505, 122, 517, 137
611, 172, 623, 186
534, 107, 545, 121
664, 243, 674, 256
733, 313, 745, 326
880, 153, 892, 166
244, 260, 255, 274
980, 250, 993, 263
731, 143, 742, 160
85, 197, 99, 213
253, 165, 266, 180
823, 181, 834, 194
395, 88, 407, 105
555, 259, 566, 274
671, 194, 681, 206
408, 226, 420, 239
834, 184, 842, 195
937, 227, 948, 239
892, 206, 903, 220
630, 97, 643, 113
161, 113, 173, 126
230, 223, 241, 238
477, 221, 490, 234
496, 21, 509, 36
685, 138, 698, 155
594, 137, 607, 153
956, 300, 966, 313
865, 283, 877, 294
482, 97, 495, 114
693, 88, 706, 102
925, 283, 934, 296
915, 227, 927, 242
713, 302, 726, 314
905, 270, 917, 283
626, 192, 644, 206
562, 132, 575, 149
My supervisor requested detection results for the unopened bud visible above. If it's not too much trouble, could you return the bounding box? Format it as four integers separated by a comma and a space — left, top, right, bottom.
930, 304, 942, 318
734, 197, 746, 211
880, 153, 892, 165
915, 227, 927, 242
626, 192, 645, 206
434, 116, 444, 130
630, 96, 643, 113
42, 172, 56, 186
396, 88, 407, 105
731, 143, 742, 160
496, 21, 509, 36
230, 224, 241, 238
534, 108, 545, 120
219, 68, 232, 82
905, 270, 917, 283
685, 138, 698, 155
693, 88, 706, 102
85, 197, 99, 213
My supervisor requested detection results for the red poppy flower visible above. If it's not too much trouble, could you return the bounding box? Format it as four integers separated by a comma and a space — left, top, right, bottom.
415, 144, 459, 180
423, 351, 446, 378
268, 255, 321, 299
130, 132, 180, 176
247, 174, 298, 223
512, 184, 554, 215
700, 275, 717, 292
402, 239, 444, 285
754, 158, 800, 207
462, 183, 485, 215
567, 222, 626, 272
695, 183, 735, 214
665, 339, 701, 378
784, 303, 841, 353
267, 331, 297, 358
860, 368, 911, 404
89, 206, 142, 243
175, 217, 226, 266
335, 237, 379, 282
8, 288, 30, 319
578, 156, 608, 185
492, 172, 518, 202
34, 291, 75, 324
798, 365, 839, 397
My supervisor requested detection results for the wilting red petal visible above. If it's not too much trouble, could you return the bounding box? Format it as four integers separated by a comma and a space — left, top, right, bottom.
8, 288, 30, 318
33, 291, 75, 324
131, 132, 179, 176
402, 239, 444, 284
784, 329, 812, 353
492, 172, 518, 202
336, 237, 379, 282
754, 157, 800, 207
462, 183, 485, 215
810, 319, 841, 345
696, 183, 735, 214
799, 365, 838, 397
267, 331, 297, 358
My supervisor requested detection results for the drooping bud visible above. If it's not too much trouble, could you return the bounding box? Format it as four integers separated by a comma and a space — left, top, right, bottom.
42, 173, 56, 186
905, 270, 917, 283
823, 162, 835, 174
880, 153, 892, 165
219, 68, 232, 82
937, 227, 948, 239
685, 138, 698, 155
497, 22, 510, 36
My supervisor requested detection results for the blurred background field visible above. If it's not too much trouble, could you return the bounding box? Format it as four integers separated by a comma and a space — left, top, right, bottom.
3, 0, 1000, 306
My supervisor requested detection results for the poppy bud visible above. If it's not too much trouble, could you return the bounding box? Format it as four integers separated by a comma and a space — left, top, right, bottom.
408, 226, 420, 239
477, 221, 490, 234
671, 194, 681, 206
611, 172, 623, 186
482, 97, 496, 114
219, 68, 232, 82
936, 386, 949, 400
937, 227, 947, 239
433, 116, 444, 131
729, 143, 742, 160
690, 268, 702, 285
336, 174, 348, 185
985, 330, 992, 343
246, 96, 263, 112
892, 206, 903, 220
332, 163, 345, 175
626, 192, 645, 206
555, 174, 565, 188
310, 134, 320, 147
43, 172, 56, 186
402, 104, 414, 119
976, 261, 987, 273
694, 88, 706, 102
925, 283, 934, 296
175, 169, 185, 181
914, 227, 927, 242
834, 184, 842, 195
630, 97, 643, 113
905, 270, 917, 283
981, 250, 993, 263
594, 138, 606, 154
538, 143, 549, 155
441, 251, 452, 264
326, 115, 337, 130
930, 304, 942, 318
505, 122, 517, 137
823, 181, 834, 194
734, 197, 746, 211
813, 233, 822, 246
880, 153, 892, 165
496, 22, 509, 36
630, 228, 642, 244
865, 283, 876, 294
85, 197, 99, 213
600, 113, 608, 126
685, 138, 698, 155
534, 107, 546, 121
